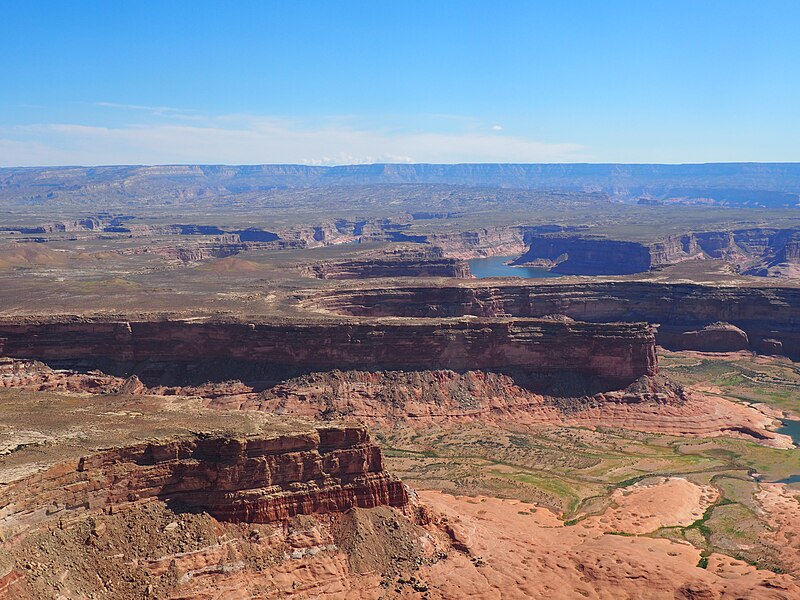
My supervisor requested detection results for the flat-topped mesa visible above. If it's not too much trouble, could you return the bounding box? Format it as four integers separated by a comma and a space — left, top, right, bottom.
0, 317, 657, 386
0, 425, 407, 542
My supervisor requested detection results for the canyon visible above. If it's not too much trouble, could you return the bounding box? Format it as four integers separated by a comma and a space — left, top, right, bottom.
310, 274, 800, 358
1, 164, 800, 598
5, 202, 800, 278
0, 365, 797, 599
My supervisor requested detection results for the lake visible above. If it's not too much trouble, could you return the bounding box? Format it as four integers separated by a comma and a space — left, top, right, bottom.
776, 420, 800, 484
468, 256, 563, 279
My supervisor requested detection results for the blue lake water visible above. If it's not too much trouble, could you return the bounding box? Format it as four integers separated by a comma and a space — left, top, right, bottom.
468, 256, 563, 279
776, 420, 800, 484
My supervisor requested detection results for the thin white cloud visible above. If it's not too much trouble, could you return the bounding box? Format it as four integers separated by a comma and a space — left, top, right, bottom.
492, 124, 503, 131
0, 116, 585, 166
93, 102, 204, 121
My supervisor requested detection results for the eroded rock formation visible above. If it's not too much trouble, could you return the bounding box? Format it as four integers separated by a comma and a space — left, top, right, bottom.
302, 257, 471, 279
0, 425, 407, 543
673, 322, 750, 352
0, 316, 658, 386
515, 227, 800, 276
2, 358, 787, 447
311, 280, 800, 358
0, 399, 420, 600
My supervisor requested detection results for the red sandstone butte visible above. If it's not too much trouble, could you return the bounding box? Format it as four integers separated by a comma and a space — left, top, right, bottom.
0, 424, 408, 543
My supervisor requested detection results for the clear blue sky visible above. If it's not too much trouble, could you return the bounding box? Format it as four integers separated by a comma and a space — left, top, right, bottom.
2, 1, 799, 166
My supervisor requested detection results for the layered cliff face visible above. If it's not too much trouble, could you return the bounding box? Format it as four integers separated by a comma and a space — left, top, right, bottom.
0, 425, 407, 544
120, 238, 301, 263
515, 227, 800, 276
0, 316, 658, 386
513, 236, 653, 274
299, 245, 472, 279
311, 280, 800, 358
422, 227, 528, 259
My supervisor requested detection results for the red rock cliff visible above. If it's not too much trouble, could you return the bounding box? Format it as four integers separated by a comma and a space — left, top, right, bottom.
0, 317, 658, 385
312, 281, 800, 358
0, 425, 407, 542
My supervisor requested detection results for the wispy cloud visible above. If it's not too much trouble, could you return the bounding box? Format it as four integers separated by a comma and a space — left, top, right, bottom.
93, 101, 203, 121
0, 113, 585, 167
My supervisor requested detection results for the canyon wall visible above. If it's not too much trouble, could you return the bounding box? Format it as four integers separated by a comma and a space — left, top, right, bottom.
0, 317, 657, 385
0, 425, 407, 543
312, 282, 800, 358
420, 227, 528, 259
516, 228, 800, 275
513, 236, 653, 274
412, 225, 583, 260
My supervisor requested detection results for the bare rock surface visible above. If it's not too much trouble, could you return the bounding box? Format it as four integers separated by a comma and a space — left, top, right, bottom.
418, 486, 800, 599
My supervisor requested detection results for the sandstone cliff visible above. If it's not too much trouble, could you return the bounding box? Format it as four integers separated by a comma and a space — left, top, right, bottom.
513, 236, 654, 274
422, 227, 527, 259
311, 280, 800, 357
515, 227, 800, 276
0, 398, 418, 600
0, 316, 658, 386
0, 425, 407, 543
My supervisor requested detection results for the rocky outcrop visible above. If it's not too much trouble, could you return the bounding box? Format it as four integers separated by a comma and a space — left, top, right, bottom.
120, 238, 298, 263
0, 359, 786, 447
246, 370, 685, 420
311, 280, 800, 358
302, 257, 471, 279
233, 370, 786, 447
515, 227, 800, 276
299, 245, 472, 279
0, 216, 105, 234
0, 356, 138, 393
0, 425, 407, 542
0, 316, 658, 386
513, 235, 653, 274
423, 227, 528, 259
672, 322, 750, 352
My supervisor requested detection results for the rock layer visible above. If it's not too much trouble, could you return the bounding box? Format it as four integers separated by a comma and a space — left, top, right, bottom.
312, 280, 800, 358
516, 227, 800, 275
0, 425, 407, 542
0, 316, 658, 386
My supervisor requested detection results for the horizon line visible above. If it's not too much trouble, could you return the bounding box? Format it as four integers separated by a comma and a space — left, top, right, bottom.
3, 161, 800, 170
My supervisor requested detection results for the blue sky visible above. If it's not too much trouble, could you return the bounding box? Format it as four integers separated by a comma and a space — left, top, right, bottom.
2, 1, 799, 166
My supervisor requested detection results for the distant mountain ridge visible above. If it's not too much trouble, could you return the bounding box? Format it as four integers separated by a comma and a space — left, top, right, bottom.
2, 163, 800, 206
